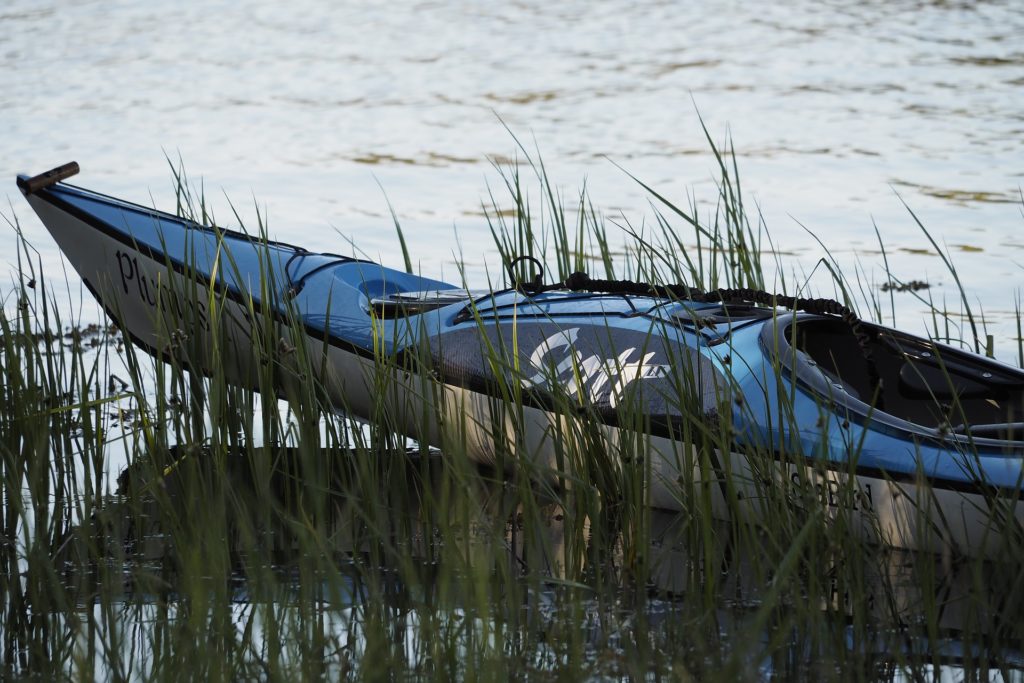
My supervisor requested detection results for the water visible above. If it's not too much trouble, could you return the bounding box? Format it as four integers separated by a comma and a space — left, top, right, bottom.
35, 450, 1024, 680
3, 5, 1024, 675
2, 0, 1023, 351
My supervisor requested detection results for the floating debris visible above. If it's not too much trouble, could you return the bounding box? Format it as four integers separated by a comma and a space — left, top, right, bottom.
880, 279, 931, 293
61, 322, 122, 348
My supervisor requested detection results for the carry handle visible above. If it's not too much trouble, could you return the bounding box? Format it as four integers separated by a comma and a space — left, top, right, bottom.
17, 161, 80, 195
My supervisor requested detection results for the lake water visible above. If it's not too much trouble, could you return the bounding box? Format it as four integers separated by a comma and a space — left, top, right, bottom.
44, 449, 1024, 680
3, 1, 1023, 354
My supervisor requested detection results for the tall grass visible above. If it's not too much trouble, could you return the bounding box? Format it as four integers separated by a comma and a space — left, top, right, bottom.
1, 138, 1023, 681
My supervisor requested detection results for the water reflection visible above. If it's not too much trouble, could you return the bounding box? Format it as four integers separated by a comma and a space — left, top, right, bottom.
41, 446, 1024, 679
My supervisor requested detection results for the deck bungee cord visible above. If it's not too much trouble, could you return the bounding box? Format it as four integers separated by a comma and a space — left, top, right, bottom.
506, 254, 885, 409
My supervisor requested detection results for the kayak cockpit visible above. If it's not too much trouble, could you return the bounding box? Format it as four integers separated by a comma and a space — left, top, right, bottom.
768, 316, 1024, 444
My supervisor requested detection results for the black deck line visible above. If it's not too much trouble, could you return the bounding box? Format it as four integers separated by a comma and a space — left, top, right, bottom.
20, 175, 325, 254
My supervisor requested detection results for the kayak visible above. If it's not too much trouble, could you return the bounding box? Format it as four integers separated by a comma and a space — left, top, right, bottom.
18, 163, 1024, 555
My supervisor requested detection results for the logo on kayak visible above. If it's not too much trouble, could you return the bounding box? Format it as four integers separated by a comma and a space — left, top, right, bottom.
521, 327, 670, 407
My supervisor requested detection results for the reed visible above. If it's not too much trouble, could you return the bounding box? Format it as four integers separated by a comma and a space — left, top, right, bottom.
1, 137, 1023, 681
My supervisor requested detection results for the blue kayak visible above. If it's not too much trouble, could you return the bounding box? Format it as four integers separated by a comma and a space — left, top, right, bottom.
18, 163, 1024, 555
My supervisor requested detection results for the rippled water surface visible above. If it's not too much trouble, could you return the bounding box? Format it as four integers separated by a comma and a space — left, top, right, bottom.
2, 0, 1023, 348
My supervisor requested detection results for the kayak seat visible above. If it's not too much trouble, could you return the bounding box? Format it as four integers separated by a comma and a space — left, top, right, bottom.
897, 360, 993, 400
778, 317, 1024, 434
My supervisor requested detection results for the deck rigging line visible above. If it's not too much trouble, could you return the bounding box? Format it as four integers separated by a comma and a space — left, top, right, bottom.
506, 255, 884, 409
